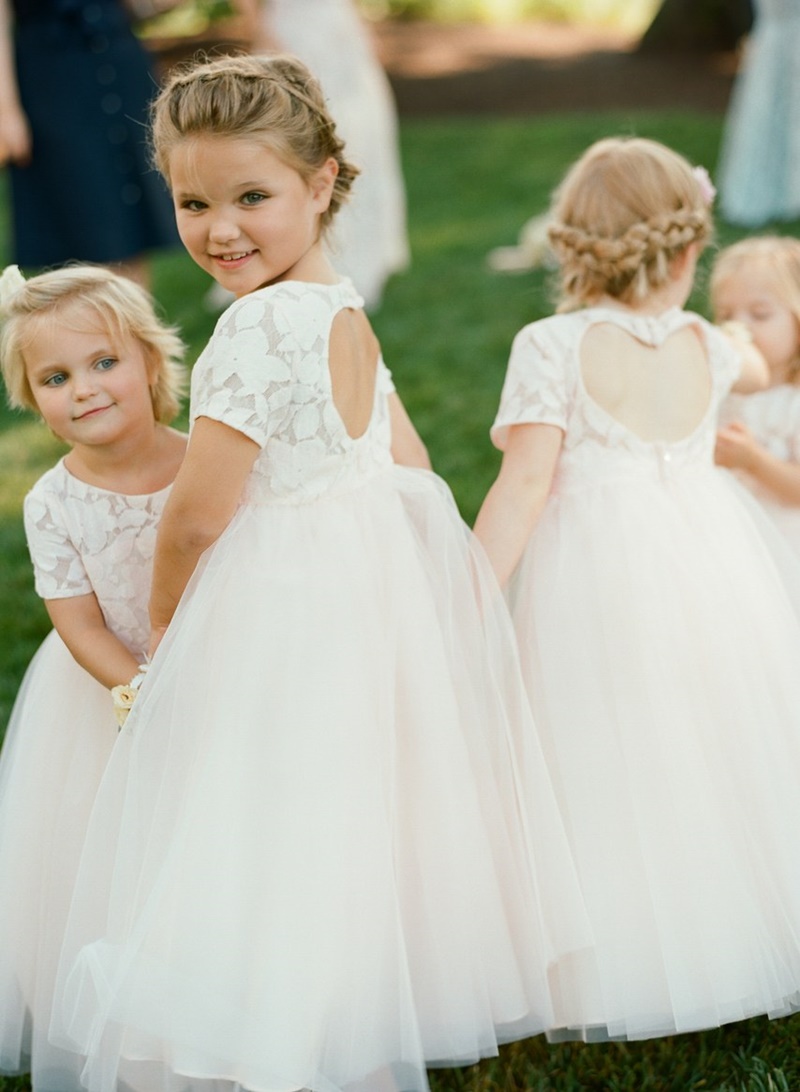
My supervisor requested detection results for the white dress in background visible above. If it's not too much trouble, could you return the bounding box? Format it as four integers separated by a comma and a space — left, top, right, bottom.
493, 306, 800, 1041
50, 279, 589, 1092
720, 384, 800, 556
717, 0, 800, 226
266, 0, 409, 308
0, 462, 169, 1091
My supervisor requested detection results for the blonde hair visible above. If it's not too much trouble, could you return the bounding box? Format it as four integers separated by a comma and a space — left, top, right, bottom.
0, 265, 186, 423
711, 236, 800, 380
711, 235, 800, 329
547, 137, 713, 311
151, 53, 359, 229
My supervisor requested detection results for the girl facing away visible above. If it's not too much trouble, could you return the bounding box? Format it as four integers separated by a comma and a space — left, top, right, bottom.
475, 136, 800, 1041
50, 54, 589, 1092
713, 236, 800, 557
0, 264, 186, 1091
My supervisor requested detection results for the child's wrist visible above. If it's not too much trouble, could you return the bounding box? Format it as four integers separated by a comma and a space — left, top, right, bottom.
111, 662, 149, 728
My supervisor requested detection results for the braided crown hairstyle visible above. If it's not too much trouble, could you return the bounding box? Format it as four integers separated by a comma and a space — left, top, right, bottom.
151, 53, 359, 229
547, 137, 712, 312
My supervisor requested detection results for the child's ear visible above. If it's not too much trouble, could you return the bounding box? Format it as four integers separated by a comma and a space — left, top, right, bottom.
671, 242, 698, 281
144, 346, 161, 390
311, 157, 339, 213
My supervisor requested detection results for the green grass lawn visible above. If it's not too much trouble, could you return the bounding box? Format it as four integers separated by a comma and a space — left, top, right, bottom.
1, 109, 799, 1090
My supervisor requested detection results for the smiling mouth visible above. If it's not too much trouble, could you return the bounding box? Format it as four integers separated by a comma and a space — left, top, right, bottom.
74, 405, 112, 421
213, 251, 255, 263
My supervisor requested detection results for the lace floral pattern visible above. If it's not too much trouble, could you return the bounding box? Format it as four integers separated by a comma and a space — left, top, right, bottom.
24, 462, 169, 655
492, 308, 743, 488
191, 280, 395, 504
722, 384, 800, 464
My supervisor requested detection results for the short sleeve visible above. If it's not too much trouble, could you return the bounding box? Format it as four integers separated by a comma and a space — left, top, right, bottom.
377, 357, 396, 395
702, 322, 744, 400
23, 484, 92, 600
788, 404, 800, 463
491, 323, 571, 450
191, 293, 298, 448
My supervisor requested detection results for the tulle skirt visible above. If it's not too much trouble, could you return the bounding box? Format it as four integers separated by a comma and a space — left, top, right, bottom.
51, 467, 589, 1092
510, 465, 800, 1041
0, 631, 118, 1090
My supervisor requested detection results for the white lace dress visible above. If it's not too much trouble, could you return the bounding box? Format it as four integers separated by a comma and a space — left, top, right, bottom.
717, 0, 800, 226
720, 384, 800, 556
493, 305, 800, 1041
51, 280, 590, 1092
265, 0, 409, 309
0, 462, 169, 1092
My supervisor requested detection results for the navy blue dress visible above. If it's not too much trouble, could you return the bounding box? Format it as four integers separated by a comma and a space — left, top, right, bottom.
9, 0, 179, 267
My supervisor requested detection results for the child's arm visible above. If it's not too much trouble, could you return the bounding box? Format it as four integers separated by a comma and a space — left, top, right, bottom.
473, 422, 563, 588
148, 417, 260, 652
45, 595, 141, 689
715, 421, 800, 505
388, 393, 432, 469
718, 323, 769, 394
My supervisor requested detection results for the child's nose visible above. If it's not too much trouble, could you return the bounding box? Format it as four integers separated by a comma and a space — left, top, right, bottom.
73, 371, 99, 398
209, 214, 240, 244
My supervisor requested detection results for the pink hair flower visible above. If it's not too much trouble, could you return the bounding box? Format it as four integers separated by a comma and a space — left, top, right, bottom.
692, 165, 717, 207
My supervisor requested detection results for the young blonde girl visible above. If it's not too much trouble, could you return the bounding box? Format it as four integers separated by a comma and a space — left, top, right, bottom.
50, 54, 588, 1092
476, 136, 800, 1041
0, 264, 186, 1092
712, 236, 800, 555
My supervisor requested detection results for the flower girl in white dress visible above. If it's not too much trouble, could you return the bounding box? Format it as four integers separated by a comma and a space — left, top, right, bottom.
713, 235, 800, 557
476, 136, 800, 1042
50, 54, 589, 1092
0, 265, 186, 1091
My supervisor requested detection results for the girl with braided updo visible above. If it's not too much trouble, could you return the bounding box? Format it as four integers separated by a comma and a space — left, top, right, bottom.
50, 52, 591, 1092
476, 136, 800, 1041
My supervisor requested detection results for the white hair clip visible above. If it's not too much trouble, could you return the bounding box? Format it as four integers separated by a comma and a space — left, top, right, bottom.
0, 264, 26, 312
692, 166, 716, 208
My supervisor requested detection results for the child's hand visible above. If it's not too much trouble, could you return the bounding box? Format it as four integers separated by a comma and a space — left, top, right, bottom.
111, 663, 149, 728
715, 421, 761, 472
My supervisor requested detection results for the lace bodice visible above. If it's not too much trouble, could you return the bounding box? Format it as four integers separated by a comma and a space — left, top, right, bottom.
720, 384, 800, 529
722, 384, 800, 466
191, 280, 395, 504
23, 461, 169, 655
492, 307, 742, 494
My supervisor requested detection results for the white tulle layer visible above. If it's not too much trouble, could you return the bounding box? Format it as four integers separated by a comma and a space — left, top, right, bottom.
0, 632, 118, 1090
52, 468, 589, 1092
510, 465, 800, 1041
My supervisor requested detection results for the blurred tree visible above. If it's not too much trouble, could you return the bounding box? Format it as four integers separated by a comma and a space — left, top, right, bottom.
639, 0, 752, 51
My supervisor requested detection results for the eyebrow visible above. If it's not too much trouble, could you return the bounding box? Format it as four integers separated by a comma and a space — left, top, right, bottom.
175, 180, 271, 200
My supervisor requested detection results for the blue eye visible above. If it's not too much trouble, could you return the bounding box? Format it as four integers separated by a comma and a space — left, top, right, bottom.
180, 199, 206, 212
95, 357, 116, 371
43, 372, 67, 387
241, 191, 267, 206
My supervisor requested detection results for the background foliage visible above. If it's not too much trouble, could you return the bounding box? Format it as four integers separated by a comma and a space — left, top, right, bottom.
1, 54, 799, 1092
357, 0, 659, 31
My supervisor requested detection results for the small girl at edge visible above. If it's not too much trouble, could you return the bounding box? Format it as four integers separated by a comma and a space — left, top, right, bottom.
713, 236, 800, 557
0, 264, 186, 1092
51, 53, 589, 1092
475, 136, 800, 1041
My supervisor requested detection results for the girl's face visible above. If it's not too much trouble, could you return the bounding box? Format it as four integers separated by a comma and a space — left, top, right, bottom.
713, 266, 800, 382
23, 304, 156, 447
169, 135, 337, 298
